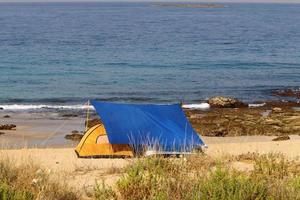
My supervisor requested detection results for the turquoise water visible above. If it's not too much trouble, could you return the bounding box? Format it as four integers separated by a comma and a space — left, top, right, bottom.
0, 2, 300, 106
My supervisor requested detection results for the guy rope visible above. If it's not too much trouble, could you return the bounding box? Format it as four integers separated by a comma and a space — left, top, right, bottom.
40, 100, 90, 146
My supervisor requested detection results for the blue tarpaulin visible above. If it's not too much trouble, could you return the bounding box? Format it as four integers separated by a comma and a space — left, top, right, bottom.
91, 101, 205, 151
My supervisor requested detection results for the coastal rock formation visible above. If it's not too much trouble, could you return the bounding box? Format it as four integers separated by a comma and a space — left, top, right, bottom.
208, 96, 248, 108
186, 102, 300, 137
272, 89, 300, 99
0, 107, 3, 110
0, 132, 5, 135
0, 124, 16, 130
3, 115, 10, 118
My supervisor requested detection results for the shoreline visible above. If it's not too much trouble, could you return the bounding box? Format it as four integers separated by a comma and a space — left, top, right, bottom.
1, 94, 300, 149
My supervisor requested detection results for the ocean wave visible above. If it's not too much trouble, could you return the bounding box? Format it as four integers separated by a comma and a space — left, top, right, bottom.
182, 103, 210, 110
0, 104, 93, 110
248, 103, 266, 108
0, 103, 212, 111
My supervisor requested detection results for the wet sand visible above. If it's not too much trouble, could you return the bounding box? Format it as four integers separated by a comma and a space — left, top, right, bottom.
0, 112, 84, 148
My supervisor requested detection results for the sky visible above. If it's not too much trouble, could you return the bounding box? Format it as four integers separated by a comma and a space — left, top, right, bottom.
0, 0, 300, 2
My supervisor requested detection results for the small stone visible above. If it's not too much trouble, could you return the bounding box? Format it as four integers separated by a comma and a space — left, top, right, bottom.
62, 114, 78, 118
3, 115, 10, 118
0, 132, 5, 135
65, 133, 83, 141
0, 124, 16, 130
272, 135, 290, 141
0, 107, 3, 110
208, 128, 228, 137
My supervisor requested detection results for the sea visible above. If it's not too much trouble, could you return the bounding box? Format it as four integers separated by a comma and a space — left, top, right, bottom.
1, 2, 300, 111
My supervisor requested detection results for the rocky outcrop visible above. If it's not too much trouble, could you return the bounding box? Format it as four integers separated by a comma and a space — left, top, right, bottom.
0, 132, 5, 135
272, 89, 300, 99
3, 115, 10, 118
0, 107, 3, 110
0, 124, 16, 130
186, 103, 300, 137
208, 96, 248, 108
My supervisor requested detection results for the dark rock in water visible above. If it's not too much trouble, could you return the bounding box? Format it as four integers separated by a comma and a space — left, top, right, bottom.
272, 135, 290, 141
85, 118, 102, 129
65, 133, 83, 141
208, 96, 248, 108
0, 124, 16, 130
62, 114, 78, 118
0, 107, 3, 110
272, 89, 300, 99
0, 132, 5, 135
3, 115, 10, 118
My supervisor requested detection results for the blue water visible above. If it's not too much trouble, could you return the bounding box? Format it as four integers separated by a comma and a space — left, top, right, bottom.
1, 2, 300, 105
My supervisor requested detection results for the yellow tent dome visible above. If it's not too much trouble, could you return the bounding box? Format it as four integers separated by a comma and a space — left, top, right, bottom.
75, 124, 134, 158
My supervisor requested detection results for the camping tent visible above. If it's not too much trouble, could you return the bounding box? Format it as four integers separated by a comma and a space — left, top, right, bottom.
75, 123, 134, 157
75, 101, 205, 157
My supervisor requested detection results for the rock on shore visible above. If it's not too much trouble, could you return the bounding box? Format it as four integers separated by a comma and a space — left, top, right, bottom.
272, 88, 300, 99
208, 96, 248, 108
0, 124, 16, 130
65, 131, 83, 141
186, 101, 300, 137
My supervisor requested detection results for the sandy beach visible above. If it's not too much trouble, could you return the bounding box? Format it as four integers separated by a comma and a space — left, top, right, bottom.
1, 135, 299, 193
1, 102, 300, 197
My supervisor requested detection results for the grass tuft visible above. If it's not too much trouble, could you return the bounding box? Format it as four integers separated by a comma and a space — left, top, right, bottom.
0, 158, 80, 200
94, 153, 300, 200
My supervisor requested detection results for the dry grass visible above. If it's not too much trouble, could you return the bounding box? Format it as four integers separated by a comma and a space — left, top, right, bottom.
94, 153, 300, 200
1, 152, 300, 200
0, 157, 80, 200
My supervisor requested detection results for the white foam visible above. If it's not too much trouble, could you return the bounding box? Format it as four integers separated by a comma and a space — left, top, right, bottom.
0, 104, 93, 110
182, 103, 210, 110
248, 103, 266, 108
1, 103, 212, 111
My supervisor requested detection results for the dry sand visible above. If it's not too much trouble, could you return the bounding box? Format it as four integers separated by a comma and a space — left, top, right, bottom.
1, 135, 299, 194
1, 112, 300, 195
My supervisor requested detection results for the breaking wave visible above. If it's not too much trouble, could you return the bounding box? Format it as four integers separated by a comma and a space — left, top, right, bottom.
0, 103, 211, 111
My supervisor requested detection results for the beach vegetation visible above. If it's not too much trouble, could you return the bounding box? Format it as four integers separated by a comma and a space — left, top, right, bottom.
0, 158, 79, 200
94, 153, 300, 200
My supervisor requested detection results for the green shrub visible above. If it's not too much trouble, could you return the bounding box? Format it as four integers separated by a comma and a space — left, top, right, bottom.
113, 155, 300, 200
197, 166, 268, 200
94, 180, 117, 200
0, 182, 34, 200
